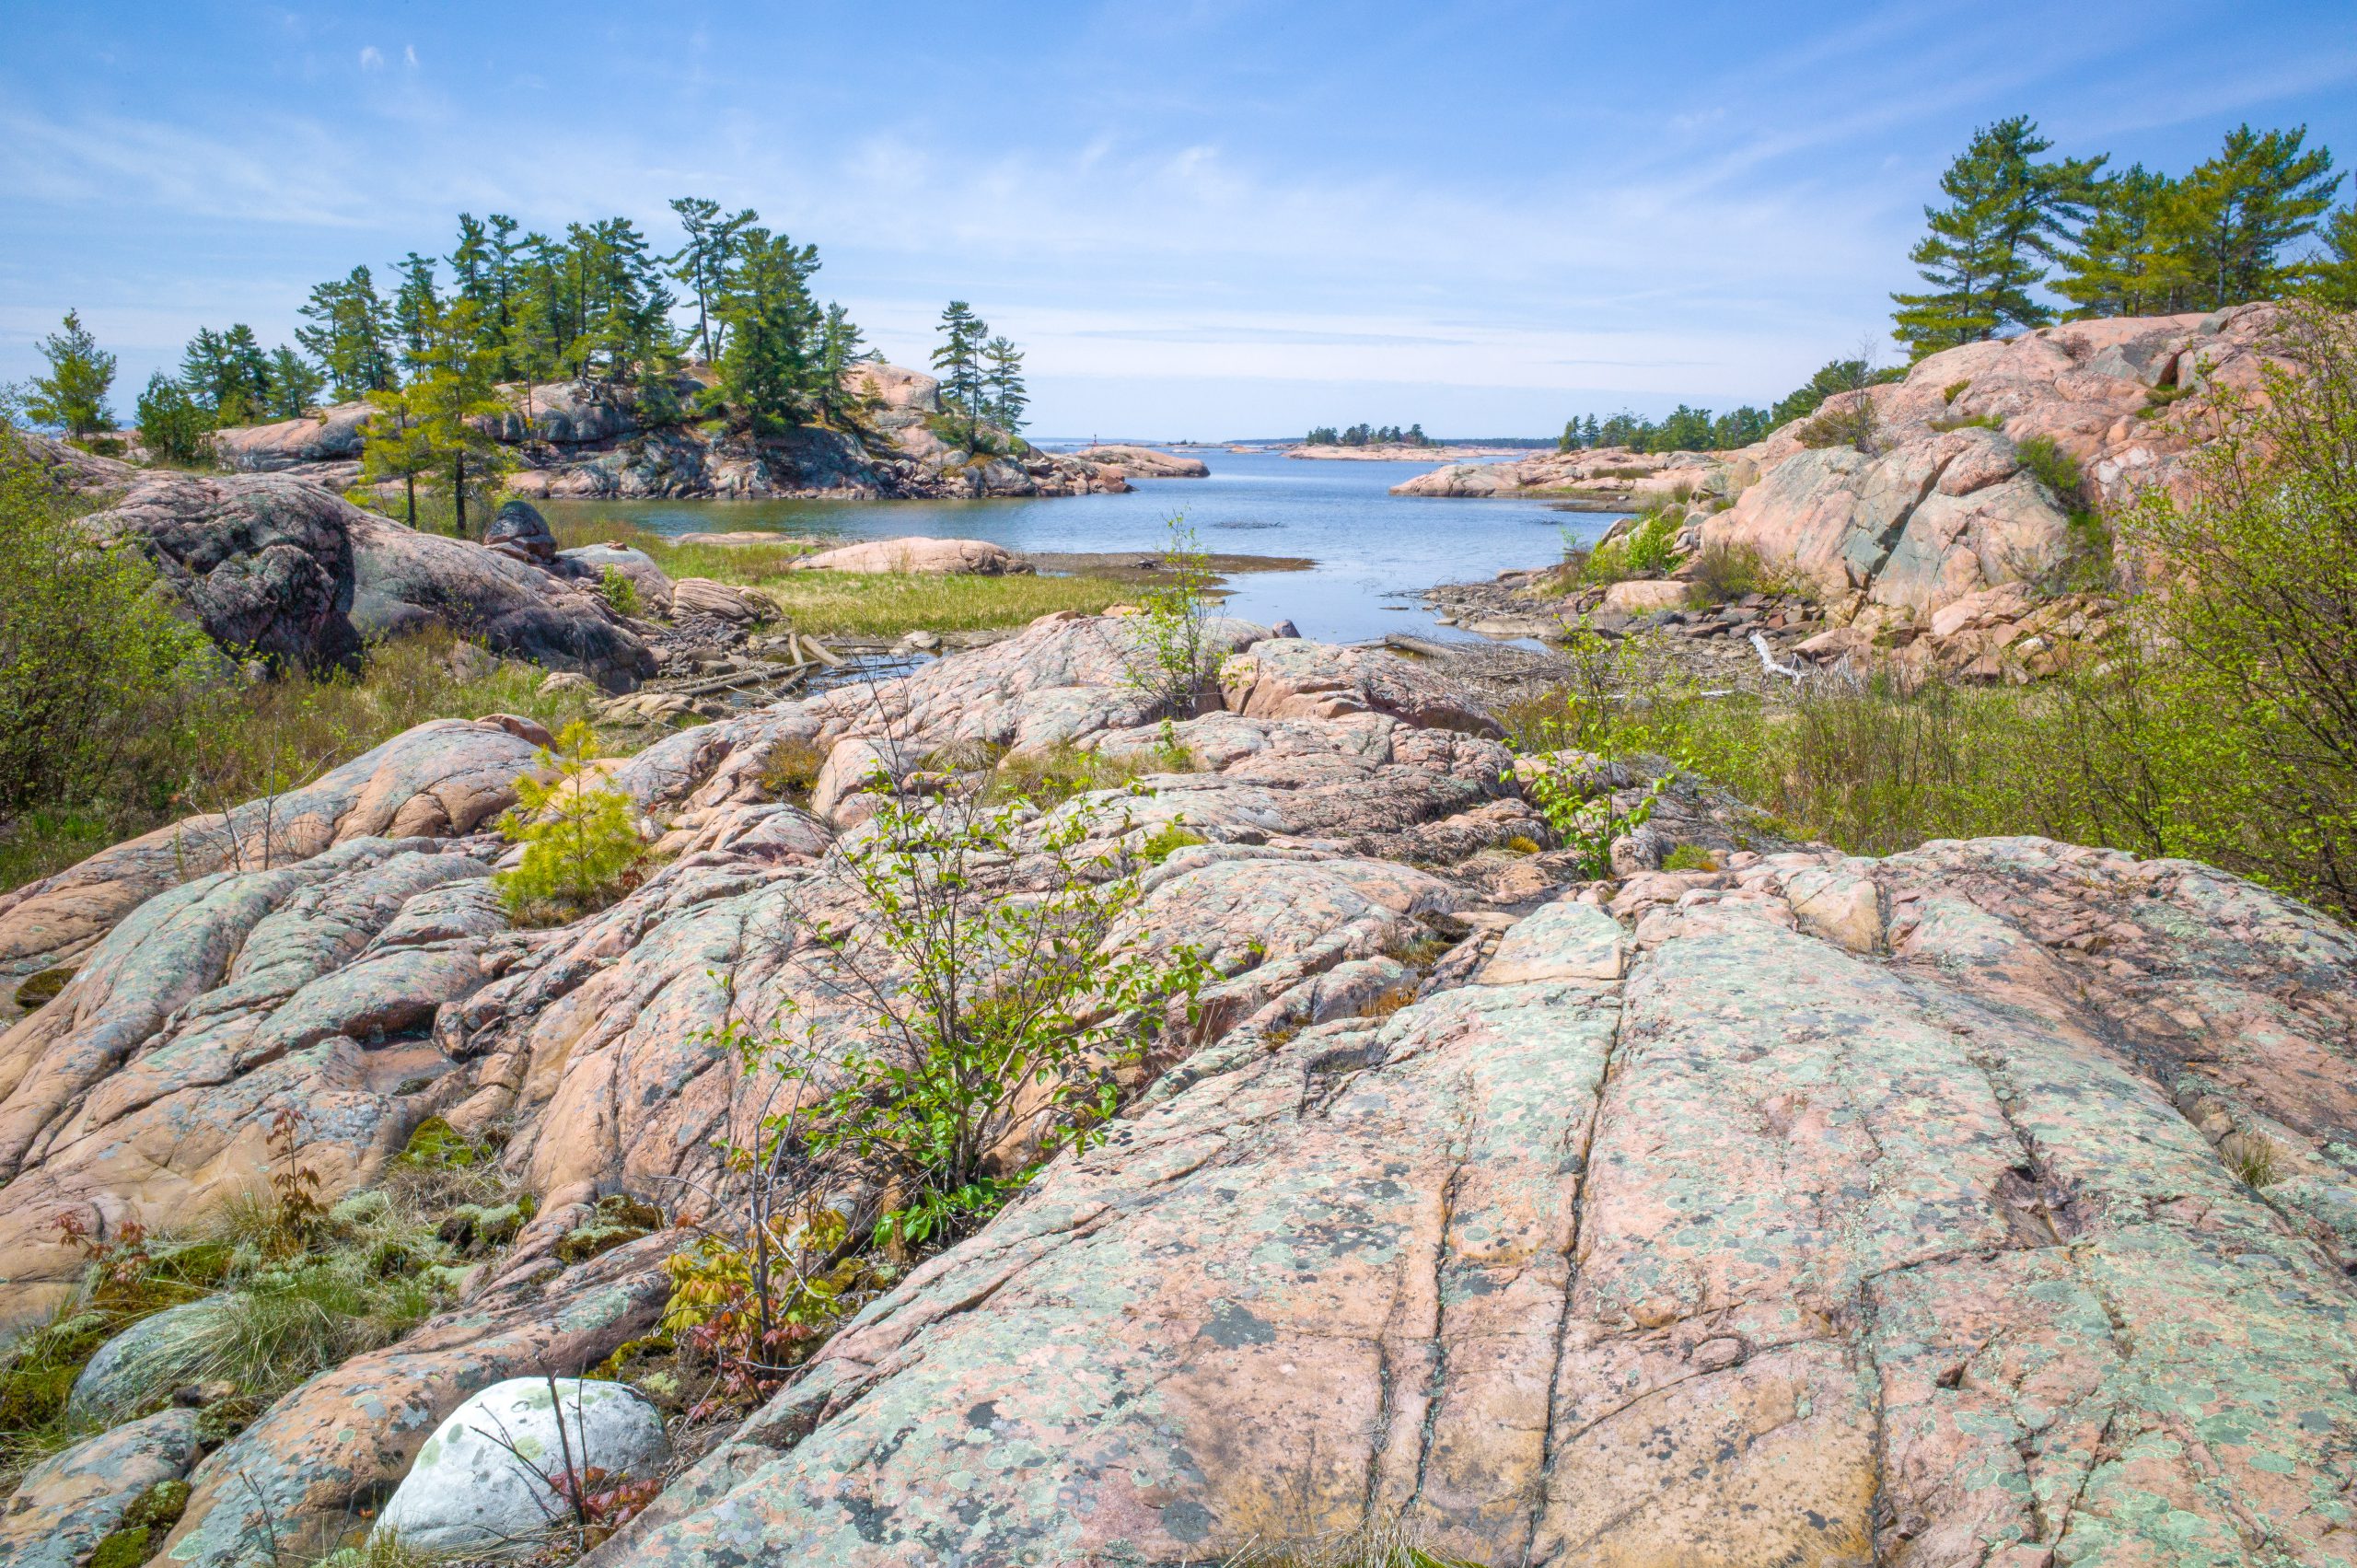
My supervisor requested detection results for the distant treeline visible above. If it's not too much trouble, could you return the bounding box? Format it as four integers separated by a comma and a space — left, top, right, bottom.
1304, 422, 1430, 447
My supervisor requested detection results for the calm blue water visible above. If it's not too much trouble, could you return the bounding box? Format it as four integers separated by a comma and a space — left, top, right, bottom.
552, 451, 1622, 645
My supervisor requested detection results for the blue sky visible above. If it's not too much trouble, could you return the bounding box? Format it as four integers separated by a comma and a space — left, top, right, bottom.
4, 1, 2353, 438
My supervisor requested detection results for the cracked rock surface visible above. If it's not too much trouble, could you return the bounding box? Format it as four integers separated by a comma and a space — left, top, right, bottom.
2, 614, 2352, 1566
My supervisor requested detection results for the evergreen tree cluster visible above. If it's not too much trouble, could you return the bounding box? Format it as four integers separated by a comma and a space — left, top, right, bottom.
1557, 405, 1771, 453
1303, 423, 1429, 447
1892, 116, 2356, 358
929, 301, 1030, 453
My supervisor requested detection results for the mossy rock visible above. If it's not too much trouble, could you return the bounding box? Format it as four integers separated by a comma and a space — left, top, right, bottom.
394, 1115, 482, 1169
85, 1524, 153, 1568
12, 965, 75, 1010
67, 1296, 239, 1426
553, 1193, 664, 1263
122, 1477, 192, 1529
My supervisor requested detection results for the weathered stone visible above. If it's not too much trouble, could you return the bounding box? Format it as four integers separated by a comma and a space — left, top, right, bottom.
375, 1377, 668, 1558
67, 1296, 241, 1425
0, 1408, 203, 1568
789, 537, 1027, 575
483, 500, 557, 563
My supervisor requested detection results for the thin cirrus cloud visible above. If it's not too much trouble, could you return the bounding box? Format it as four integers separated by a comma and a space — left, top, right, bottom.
3, 0, 2354, 436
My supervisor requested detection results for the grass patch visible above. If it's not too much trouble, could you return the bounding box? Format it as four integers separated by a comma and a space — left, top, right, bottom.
1, 627, 598, 897
989, 743, 1165, 808
1663, 843, 1718, 871
749, 571, 1132, 638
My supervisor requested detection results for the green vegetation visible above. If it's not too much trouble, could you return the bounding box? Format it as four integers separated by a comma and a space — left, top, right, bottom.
1123, 517, 1220, 714
1515, 309, 2357, 917
1582, 506, 1683, 584
25, 310, 117, 439
1308, 423, 1430, 447
493, 722, 647, 923
1557, 404, 1768, 454
664, 757, 1211, 1411
134, 373, 213, 465
1893, 116, 2348, 356
930, 301, 1030, 454
2014, 433, 2085, 502
0, 507, 596, 897
0, 1112, 521, 1496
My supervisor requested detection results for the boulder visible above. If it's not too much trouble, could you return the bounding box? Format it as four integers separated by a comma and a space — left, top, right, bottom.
668, 576, 765, 622
210, 403, 375, 472
374, 1376, 668, 1558
0, 1408, 203, 1568
597, 838, 2357, 1568
163, 1238, 673, 1567
789, 536, 1028, 575
555, 544, 674, 616
483, 499, 557, 563
66, 1295, 239, 1424
80, 469, 653, 689
1600, 578, 1692, 614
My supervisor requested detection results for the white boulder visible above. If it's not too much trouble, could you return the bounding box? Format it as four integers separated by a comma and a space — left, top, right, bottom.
373, 1376, 668, 1558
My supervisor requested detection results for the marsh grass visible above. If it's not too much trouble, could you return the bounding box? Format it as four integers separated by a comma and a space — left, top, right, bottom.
542, 510, 1135, 637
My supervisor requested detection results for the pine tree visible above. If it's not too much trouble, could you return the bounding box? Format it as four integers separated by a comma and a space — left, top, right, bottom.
391, 252, 442, 378
1583, 414, 1600, 446
360, 383, 433, 528
2058, 165, 2187, 317
409, 298, 513, 536
2166, 124, 2341, 308
135, 371, 213, 464
709, 227, 823, 434
668, 197, 759, 362
26, 309, 117, 437
1890, 117, 2105, 358
264, 347, 326, 419
983, 334, 1028, 436
932, 301, 989, 452
2311, 205, 2357, 308
812, 302, 869, 426
296, 267, 396, 400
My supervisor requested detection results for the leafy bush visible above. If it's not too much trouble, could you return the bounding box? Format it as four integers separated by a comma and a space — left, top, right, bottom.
1584, 508, 1681, 584
1795, 394, 1879, 453
597, 564, 642, 617
134, 373, 215, 467
2015, 434, 2084, 502
1687, 542, 1771, 602
1122, 517, 1220, 715
1942, 379, 1972, 403
493, 721, 646, 922
0, 431, 216, 819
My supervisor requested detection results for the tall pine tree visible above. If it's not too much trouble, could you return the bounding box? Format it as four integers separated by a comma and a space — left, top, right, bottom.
932, 301, 989, 453
297, 267, 396, 400
709, 228, 822, 433
26, 310, 116, 436
983, 334, 1028, 436
2166, 124, 2340, 308
1891, 117, 2104, 358
668, 197, 759, 363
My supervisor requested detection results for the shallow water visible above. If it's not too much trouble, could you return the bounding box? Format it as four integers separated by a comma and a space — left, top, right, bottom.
547, 450, 1625, 645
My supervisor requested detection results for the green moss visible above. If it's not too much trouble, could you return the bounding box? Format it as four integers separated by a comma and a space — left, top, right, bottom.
85, 1525, 152, 1568
1141, 824, 1206, 865
554, 1194, 664, 1264
394, 1115, 482, 1171
1663, 844, 1718, 872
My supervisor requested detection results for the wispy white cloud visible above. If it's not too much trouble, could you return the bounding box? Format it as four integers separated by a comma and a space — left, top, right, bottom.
358, 44, 382, 70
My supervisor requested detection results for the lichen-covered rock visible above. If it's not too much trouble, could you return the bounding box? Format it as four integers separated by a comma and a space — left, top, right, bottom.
598, 837, 2357, 1568
0, 1408, 203, 1568
66, 1296, 240, 1425
162, 1237, 672, 1568
76, 467, 653, 688
375, 1376, 668, 1558
5, 615, 2352, 1568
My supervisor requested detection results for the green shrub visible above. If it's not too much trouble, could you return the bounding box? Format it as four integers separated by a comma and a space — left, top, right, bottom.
493, 721, 647, 923
1663, 843, 1717, 871
597, 565, 642, 618
2014, 434, 2084, 502
1795, 395, 1878, 452
1942, 379, 1972, 403
758, 736, 828, 803
134, 373, 215, 467
1584, 508, 1681, 584
0, 430, 216, 819
1123, 517, 1219, 715
1140, 822, 1206, 864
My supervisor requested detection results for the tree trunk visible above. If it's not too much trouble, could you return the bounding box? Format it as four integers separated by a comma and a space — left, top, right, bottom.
403, 474, 416, 529
454, 454, 468, 536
